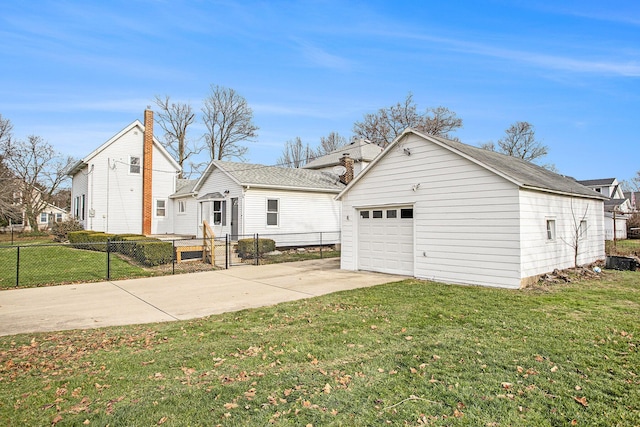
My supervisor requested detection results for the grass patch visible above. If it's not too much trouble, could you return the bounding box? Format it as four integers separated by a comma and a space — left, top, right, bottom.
607, 239, 640, 257
0, 245, 154, 289
1, 271, 638, 425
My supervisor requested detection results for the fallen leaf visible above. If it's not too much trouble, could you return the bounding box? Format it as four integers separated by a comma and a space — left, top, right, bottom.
405, 336, 413, 341
323, 383, 332, 394
157, 416, 168, 425
573, 396, 588, 407
224, 402, 238, 409
571, 420, 578, 425
432, 355, 440, 361
453, 409, 464, 418
52, 415, 63, 425
501, 382, 512, 390
550, 366, 558, 372
83, 420, 90, 425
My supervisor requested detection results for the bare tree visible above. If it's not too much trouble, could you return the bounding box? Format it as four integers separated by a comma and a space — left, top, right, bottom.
153, 95, 202, 178
202, 85, 258, 161
352, 93, 462, 147
493, 121, 548, 163
0, 114, 16, 224
0, 135, 73, 230
277, 137, 314, 168
317, 132, 347, 156
561, 200, 590, 268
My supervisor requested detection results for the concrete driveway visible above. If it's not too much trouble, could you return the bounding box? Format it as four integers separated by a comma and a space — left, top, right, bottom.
0, 258, 401, 336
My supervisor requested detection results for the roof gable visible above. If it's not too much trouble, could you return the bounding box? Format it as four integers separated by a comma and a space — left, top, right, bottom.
67, 120, 181, 176
194, 160, 345, 193
338, 128, 606, 201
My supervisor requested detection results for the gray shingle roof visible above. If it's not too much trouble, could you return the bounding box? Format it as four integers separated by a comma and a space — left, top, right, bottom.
427, 134, 606, 199
171, 179, 197, 197
303, 139, 383, 170
576, 178, 616, 187
215, 161, 345, 192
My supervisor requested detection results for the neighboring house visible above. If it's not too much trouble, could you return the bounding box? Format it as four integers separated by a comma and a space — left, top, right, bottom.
623, 191, 639, 212
171, 161, 345, 245
337, 128, 607, 289
1, 180, 69, 231
36, 203, 70, 230
577, 178, 631, 240
67, 110, 181, 235
303, 138, 383, 177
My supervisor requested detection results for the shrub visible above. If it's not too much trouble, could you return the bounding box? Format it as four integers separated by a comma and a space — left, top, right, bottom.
131, 241, 174, 266
68, 230, 94, 247
51, 218, 84, 242
237, 238, 276, 259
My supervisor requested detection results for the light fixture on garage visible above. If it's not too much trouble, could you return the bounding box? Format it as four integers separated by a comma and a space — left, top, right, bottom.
412, 183, 421, 191
403, 147, 411, 156
223, 189, 230, 196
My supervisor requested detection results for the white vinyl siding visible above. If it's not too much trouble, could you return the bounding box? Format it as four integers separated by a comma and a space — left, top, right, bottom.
172, 197, 198, 236
341, 133, 522, 289
243, 188, 341, 246
70, 123, 179, 234
519, 190, 604, 279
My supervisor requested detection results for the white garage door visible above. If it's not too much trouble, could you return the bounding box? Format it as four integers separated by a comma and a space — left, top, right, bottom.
358, 206, 414, 276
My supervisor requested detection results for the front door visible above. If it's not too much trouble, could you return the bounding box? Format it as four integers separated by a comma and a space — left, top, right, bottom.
231, 198, 238, 240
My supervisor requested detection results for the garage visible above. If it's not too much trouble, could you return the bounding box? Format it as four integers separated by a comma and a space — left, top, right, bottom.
357, 206, 414, 276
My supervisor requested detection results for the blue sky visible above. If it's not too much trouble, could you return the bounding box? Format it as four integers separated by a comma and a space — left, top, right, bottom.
1, 0, 638, 183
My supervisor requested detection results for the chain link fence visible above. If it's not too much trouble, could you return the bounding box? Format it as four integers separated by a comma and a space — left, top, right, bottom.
0, 231, 340, 289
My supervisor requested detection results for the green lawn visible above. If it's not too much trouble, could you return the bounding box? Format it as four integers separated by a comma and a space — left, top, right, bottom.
606, 238, 640, 257
1, 270, 638, 426
0, 245, 153, 288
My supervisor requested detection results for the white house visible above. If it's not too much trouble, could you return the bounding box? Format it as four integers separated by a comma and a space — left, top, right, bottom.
67, 110, 181, 235
68, 110, 346, 245
577, 178, 631, 240
337, 128, 607, 289
171, 161, 344, 245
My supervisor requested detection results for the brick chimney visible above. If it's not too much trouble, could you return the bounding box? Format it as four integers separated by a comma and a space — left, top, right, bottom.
339, 153, 354, 185
142, 109, 153, 235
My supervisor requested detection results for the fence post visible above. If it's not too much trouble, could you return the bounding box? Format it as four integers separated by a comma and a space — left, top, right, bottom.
225, 234, 229, 269
255, 233, 259, 266
15, 246, 20, 287
320, 232, 323, 259
106, 239, 111, 280
172, 240, 176, 275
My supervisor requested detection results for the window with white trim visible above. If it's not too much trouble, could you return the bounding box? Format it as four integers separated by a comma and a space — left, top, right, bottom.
267, 199, 279, 226
178, 200, 186, 214
56, 213, 63, 222
40, 212, 48, 223
156, 199, 166, 217
129, 156, 141, 174
546, 219, 556, 241
213, 200, 226, 225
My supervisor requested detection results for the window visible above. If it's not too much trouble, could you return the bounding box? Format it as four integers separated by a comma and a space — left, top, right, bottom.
546, 219, 556, 241
56, 213, 63, 222
178, 201, 186, 214
40, 212, 48, 223
80, 195, 85, 220
267, 199, 279, 226
372, 210, 383, 218
156, 199, 166, 217
213, 200, 226, 225
400, 208, 413, 219
579, 220, 588, 239
386, 210, 397, 218
360, 210, 369, 219
129, 156, 141, 174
